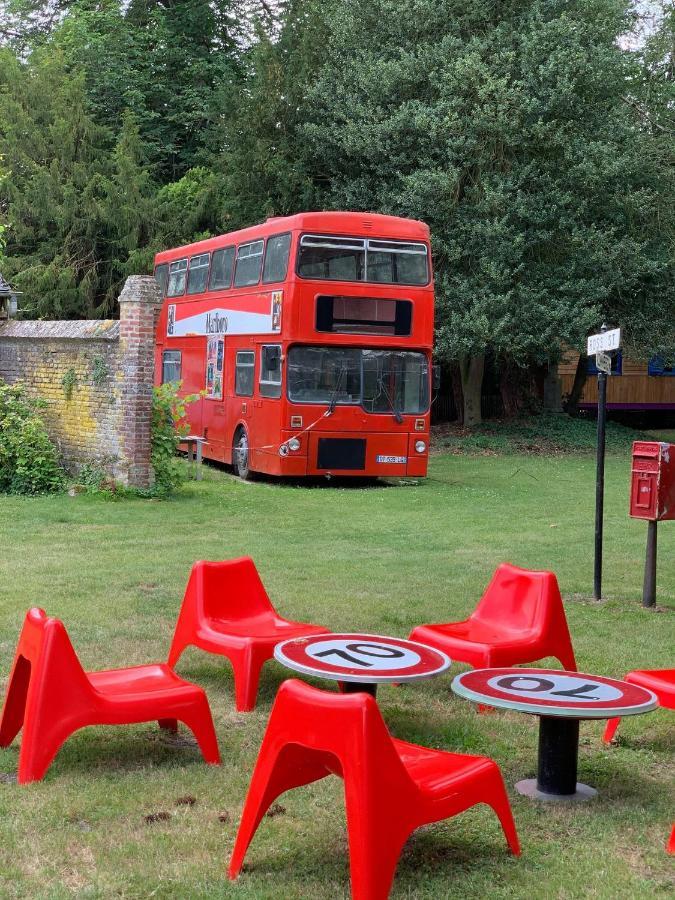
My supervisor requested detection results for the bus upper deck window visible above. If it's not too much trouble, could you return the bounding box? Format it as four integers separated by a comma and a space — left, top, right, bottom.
187, 253, 210, 294
209, 246, 235, 290
154, 263, 169, 297
298, 235, 365, 281
167, 259, 188, 297
234, 240, 264, 287
263, 233, 292, 283
366, 240, 428, 285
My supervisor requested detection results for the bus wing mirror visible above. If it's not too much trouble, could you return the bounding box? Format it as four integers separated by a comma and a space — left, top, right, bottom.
433, 365, 441, 392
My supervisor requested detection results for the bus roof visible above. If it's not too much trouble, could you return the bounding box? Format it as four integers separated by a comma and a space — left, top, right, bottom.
154, 211, 430, 264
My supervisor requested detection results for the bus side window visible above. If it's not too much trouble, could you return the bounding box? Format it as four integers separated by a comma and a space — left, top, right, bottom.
263, 233, 292, 283
234, 240, 264, 287
187, 253, 210, 294
167, 259, 188, 297
154, 263, 169, 296
260, 345, 282, 398
209, 247, 235, 290
162, 350, 181, 383
235, 351, 255, 396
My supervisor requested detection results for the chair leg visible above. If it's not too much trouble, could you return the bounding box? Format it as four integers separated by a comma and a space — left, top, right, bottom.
167, 635, 188, 669
229, 744, 330, 879
603, 717, 621, 743
0, 656, 30, 747
17, 719, 78, 784
344, 782, 411, 900
480, 768, 521, 856
231, 649, 266, 713
555, 645, 577, 672
178, 694, 220, 765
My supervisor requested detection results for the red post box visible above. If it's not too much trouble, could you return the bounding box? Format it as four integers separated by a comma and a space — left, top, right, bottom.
629, 441, 675, 521
630, 441, 674, 608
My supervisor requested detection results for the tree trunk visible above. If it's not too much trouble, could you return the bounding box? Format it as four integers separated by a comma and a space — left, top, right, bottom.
564, 353, 588, 417
499, 357, 543, 417
450, 362, 464, 425
459, 354, 485, 427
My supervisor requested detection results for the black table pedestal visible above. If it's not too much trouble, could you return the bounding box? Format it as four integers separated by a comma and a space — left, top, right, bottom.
515, 716, 597, 802
341, 681, 377, 698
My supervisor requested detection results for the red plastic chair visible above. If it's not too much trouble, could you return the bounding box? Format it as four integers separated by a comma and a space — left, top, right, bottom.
167, 557, 328, 712
603, 668, 675, 743
0, 608, 221, 784
409, 563, 577, 672
229, 679, 520, 900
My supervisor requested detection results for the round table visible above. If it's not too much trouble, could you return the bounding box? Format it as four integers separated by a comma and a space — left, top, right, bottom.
452, 667, 657, 801
274, 633, 451, 697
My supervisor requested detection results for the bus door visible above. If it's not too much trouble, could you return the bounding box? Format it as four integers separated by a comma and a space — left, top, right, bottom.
251, 343, 284, 473
201, 336, 226, 457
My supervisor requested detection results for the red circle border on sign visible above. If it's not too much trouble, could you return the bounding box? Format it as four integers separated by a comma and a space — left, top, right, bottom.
275, 633, 451, 683
452, 668, 657, 719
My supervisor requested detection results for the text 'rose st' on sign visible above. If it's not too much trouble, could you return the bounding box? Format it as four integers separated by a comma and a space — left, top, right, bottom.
587, 327, 621, 355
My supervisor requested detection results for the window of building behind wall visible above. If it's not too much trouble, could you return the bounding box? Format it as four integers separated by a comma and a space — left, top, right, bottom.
235, 350, 255, 396
162, 350, 181, 383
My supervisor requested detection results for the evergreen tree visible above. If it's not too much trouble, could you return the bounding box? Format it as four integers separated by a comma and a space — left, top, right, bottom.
305, 0, 674, 423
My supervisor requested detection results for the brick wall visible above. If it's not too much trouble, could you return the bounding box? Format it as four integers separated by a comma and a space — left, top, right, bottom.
0, 277, 161, 488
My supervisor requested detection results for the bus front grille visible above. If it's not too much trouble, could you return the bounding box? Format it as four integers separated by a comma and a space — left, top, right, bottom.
316, 438, 366, 471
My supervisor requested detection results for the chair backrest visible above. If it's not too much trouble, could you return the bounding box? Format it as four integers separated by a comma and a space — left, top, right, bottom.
191, 558, 276, 622
472, 563, 560, 633
266, 679, 410, 783
8, 607, 92, 699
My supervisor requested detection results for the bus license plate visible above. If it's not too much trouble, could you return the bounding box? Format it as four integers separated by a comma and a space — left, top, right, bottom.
376, 455, 407, 464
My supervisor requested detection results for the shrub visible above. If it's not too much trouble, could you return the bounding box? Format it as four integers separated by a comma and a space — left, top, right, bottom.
0, 381, 64, 494
150, 382, 198, 496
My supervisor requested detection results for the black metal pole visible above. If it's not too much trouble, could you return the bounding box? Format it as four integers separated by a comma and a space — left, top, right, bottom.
537, 717, 580, 795
642, 519, 658, 608
341, 681, 377, 697
594, 370, 607, 600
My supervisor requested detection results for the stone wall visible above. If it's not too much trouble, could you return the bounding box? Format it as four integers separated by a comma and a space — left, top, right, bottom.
0, 277, 161, 488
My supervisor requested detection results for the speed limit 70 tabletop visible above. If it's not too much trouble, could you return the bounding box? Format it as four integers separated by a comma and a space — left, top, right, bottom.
452, 668, 657, 801
274, 633, 451, 697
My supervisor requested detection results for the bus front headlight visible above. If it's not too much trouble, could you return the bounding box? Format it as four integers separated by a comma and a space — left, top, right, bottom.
415, 440, 427, 454
287, 438, 301, 452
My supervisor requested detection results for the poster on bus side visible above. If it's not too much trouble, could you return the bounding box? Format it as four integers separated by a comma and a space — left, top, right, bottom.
206, 337, 224, 399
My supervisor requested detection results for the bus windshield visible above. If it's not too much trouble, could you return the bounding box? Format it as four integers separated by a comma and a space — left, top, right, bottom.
288, 346, 429, 415
297, 235, 429, 285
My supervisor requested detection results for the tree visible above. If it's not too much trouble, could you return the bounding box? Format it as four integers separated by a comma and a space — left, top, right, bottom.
217, 0, 327, 229
305, 0, 675, 424
0, 49, 156, 317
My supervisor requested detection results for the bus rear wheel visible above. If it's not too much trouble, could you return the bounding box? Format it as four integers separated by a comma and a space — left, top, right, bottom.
233, 426, 255, 480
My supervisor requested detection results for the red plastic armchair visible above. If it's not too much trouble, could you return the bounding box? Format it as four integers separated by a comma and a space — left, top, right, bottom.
167, 558, 327, 712
409, 563, 577, 672
603, 668, 675, 743
229, 679, 520, 900
0, 608, 221, 784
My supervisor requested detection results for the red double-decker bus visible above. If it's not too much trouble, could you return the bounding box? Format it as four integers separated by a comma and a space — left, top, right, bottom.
153, 211, 434, 479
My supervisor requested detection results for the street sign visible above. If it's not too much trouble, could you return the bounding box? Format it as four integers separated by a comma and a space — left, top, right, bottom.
587, 327, 621, 355
595, 351, 612, 374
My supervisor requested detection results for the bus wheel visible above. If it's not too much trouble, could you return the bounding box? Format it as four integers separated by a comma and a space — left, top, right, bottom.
233, 426, 254, 480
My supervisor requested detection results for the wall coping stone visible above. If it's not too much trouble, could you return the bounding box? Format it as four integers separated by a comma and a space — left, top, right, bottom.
0, 320, 119, 341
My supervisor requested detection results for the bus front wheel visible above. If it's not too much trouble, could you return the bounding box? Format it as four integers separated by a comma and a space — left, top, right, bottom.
233, 426, 255, 480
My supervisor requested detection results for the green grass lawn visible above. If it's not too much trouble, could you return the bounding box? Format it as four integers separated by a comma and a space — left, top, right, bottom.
0, 449, 673, 899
